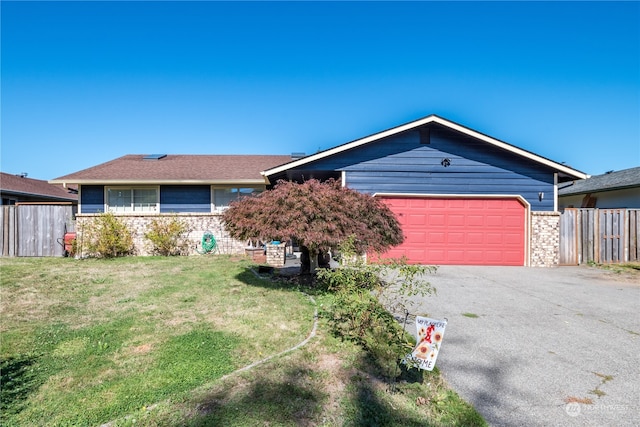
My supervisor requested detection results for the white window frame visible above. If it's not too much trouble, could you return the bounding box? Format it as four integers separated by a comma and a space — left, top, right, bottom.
211, 185, 265, 212
105, 186, 160, 213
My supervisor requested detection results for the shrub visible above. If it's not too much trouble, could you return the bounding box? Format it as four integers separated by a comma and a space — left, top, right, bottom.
144, 216, 192, 256
222, 179, 404, 273
82, 213, 134, 258
317, 236, 436, 378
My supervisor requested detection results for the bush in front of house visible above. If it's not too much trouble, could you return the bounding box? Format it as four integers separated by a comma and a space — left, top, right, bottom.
82, 212, 135, 258
316, 236, 436, 379
144, 216, 192, 256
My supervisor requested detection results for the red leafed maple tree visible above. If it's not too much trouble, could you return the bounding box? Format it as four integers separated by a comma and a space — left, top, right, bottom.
221, 179, 404, 272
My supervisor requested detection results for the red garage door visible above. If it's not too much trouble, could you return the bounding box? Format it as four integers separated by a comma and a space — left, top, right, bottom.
377, 197, 526, 266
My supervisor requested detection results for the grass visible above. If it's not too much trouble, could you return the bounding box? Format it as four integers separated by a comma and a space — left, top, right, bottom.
1, 256, 486, 426
589, 372, 613, 398
588, 261, 640, 274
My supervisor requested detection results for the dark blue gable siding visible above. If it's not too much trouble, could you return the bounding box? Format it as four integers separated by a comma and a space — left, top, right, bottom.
160, 186, 211, 213
290, 127, 557, 211
80, 185, 105, 213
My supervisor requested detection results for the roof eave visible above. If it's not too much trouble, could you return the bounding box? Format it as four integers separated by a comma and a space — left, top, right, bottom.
49, 179, 268, 186
559, 184, 640, 196
0, 189, 77, 201
261, 115, 589, 180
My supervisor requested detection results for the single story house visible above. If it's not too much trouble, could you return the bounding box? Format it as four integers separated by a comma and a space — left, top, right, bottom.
51, 115, 588, 266
262, 115, 588, 266
1, 171, 78, 205
50, 155, 293, 255
558, 166, 640, 209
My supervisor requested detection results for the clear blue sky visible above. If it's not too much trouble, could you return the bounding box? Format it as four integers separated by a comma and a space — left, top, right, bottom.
2, 1, 639, 181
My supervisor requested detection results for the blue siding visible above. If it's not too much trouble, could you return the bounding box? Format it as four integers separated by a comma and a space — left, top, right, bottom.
80, 185, 105, 213
80, 185, 211, 213
290, 127, 557, 211
160, 185, 211, 213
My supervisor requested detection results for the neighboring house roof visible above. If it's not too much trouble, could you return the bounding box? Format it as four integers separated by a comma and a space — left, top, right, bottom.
262, 114, 588, 182
1, 172, 78, 202
558, 166, 640, 196
49, 154, 294, 185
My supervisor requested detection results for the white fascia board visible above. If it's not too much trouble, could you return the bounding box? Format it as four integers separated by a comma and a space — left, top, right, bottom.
261, 114, 588, 180
429, 116, 588, 180
554, 173, 558, 212
261, 116, 438, 177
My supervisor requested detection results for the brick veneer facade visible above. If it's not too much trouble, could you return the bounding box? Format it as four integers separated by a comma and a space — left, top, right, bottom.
75, 213, 248, 257
530, 211, 560, 267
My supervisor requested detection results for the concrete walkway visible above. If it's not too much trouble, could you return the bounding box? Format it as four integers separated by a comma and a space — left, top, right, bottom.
400, 265, 640, 427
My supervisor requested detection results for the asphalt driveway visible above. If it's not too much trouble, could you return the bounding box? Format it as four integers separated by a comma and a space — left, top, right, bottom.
398, 265, 640, 427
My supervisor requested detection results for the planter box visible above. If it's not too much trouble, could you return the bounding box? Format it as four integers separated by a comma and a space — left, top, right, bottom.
245, 247, 266, 263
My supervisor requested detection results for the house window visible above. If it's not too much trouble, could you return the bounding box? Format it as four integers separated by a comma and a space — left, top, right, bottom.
106, 187, 159, 213
212, 187, 263, 210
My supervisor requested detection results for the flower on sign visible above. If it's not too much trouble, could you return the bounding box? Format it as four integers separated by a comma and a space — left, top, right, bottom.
415, 343, 431, 359
433, 331, 443, 343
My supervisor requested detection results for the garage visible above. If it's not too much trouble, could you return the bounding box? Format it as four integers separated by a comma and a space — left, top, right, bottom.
376, 196, 527, 266
263, 115, 588, 267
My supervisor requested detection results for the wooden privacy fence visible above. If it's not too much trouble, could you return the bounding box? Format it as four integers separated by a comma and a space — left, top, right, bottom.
1, 205, 76, 257
559, 208, 640, 265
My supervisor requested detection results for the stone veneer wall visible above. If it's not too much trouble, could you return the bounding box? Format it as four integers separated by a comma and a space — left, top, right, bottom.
75, 213, 247, 256
265, 242, 286, 267
75, 211, 562, 267
530, 211, 560, 267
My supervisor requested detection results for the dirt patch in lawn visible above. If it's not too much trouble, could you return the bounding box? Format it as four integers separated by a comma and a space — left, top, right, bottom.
594, 263, 640, 285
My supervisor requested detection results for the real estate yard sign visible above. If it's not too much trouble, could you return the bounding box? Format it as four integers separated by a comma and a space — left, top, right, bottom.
411, 316, 447, 371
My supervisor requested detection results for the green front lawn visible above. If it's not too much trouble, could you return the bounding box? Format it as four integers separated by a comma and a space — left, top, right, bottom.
1, 256, 485, 426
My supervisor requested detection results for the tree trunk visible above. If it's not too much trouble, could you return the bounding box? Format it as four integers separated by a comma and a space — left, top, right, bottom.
308, 248, 320, 274
300, 246, 321, 274
300, 246, 311, 274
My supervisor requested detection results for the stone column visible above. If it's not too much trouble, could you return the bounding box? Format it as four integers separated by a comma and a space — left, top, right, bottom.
266, 242, 286, 267
530, 211, 560, 267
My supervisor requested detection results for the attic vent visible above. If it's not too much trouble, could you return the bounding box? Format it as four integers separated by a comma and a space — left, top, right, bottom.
291, 152, 306, 160
143, 154, 167, 160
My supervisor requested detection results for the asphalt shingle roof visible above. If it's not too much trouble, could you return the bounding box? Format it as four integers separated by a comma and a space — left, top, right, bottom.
50, 155, 293, 183
1, 172, 78, 201
558, 166, 640, 196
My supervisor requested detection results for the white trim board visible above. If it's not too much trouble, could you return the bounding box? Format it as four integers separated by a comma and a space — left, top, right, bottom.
262, 115, 588, 181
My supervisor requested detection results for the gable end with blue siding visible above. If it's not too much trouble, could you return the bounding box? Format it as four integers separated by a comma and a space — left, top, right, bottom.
265, 119, 587, 212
